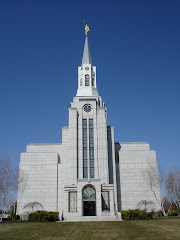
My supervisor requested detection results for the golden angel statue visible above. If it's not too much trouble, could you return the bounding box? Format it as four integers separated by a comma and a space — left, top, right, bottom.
84, 21, 90, 36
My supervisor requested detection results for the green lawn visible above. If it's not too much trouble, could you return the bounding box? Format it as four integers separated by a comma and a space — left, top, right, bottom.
0, 217, 180, 240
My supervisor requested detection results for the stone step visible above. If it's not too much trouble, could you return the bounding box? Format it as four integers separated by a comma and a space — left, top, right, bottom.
64, 215, 121, 222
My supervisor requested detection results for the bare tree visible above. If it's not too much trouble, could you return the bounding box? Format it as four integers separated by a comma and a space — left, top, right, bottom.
24, 202, 44, 212
143, 164, 167, 216
0, 157, 27, 216
16, 168, 27, 214
0, 157, 13, 214
11, 167, 26, 214
166, 168, 180, 214
137, 200, 154, 211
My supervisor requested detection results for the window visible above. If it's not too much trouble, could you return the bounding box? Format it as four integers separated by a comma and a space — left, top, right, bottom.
92, 78, 94, 86
84, 105, 91, 113
101, 192, 110, 211
89, 119, 94, 178
83, 185, 96, 201
83, 119, 88, 178
80, 78, 83, 86
69, 192, 77, 212
85, 74, 89, 86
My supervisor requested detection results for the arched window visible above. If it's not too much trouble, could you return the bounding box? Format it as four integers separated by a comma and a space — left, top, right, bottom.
80, 78, 83, 86
85, 74, 89, 86
83, 185, 96, 201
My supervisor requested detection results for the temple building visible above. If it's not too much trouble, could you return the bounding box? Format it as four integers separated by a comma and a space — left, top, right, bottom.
17, 28, 161, 221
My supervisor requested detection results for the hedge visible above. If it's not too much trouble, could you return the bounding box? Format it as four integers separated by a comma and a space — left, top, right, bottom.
167, 209, 179, 216
120, 209, 153, 220
7, 214, 20, 221
28, 211, 59, 222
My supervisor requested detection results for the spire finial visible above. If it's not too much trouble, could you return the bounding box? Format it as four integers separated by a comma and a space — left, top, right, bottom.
84, 21, 90, 37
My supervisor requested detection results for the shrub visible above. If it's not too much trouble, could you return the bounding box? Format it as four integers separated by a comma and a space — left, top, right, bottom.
120, 209, 153, 220
28, 211, 59, 222
7, 214, 20, 221
167, 209, 179, 216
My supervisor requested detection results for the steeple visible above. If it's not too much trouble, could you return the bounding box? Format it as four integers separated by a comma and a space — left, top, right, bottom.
76, 24, 99, 97
81, 37, 92, 66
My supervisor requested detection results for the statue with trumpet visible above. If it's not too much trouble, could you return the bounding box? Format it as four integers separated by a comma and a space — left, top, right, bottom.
84, 21, 90, 36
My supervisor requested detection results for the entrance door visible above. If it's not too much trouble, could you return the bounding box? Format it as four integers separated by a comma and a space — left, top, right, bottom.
82, 185, 96, 216
84, 201, 96, 216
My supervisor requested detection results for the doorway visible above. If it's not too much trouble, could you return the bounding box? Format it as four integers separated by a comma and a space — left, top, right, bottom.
82, 185, 96, 216
84, 201, 96, 216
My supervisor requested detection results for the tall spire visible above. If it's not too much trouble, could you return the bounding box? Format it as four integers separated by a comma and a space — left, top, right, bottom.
76, 23, 98, 97
81, 37, 92, 66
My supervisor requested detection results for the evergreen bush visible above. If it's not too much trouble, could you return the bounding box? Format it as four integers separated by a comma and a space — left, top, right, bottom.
28, 211, 59, 222
120, 209, 153, 220
167, 209, 179, 216
7, 214, 20, 221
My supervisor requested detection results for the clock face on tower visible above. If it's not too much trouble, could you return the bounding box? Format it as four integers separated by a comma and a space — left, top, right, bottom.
84, 105, 91, 113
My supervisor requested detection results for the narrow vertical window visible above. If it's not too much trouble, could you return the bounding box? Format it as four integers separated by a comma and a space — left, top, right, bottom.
85, 74, 89, 86
89, 119, 94, 178
83, 119, 88, 178
69, 192, 77, 212
92, 78, 94, 86
101, 191, 110, 211
80, 78, 83, 86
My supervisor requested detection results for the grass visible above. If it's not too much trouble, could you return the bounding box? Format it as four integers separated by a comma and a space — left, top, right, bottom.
0, 217, 180, 240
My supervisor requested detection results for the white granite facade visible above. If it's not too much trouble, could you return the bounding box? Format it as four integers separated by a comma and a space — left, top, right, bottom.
17, 36, 161, 221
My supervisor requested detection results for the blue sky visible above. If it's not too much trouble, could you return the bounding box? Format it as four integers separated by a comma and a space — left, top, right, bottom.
0, 0, 180, 172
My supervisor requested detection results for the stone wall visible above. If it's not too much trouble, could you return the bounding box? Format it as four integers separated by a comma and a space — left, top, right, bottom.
117, 142, 161, 212
17, 146, 60, 216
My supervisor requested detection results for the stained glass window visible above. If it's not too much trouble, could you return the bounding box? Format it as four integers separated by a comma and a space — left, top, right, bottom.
89, 119, 94, 178
83, 139, 87, 147
90, 160, 94, 167
83, 119, 87, 178
83, 186, 96, 201
89, 129, 93, 137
